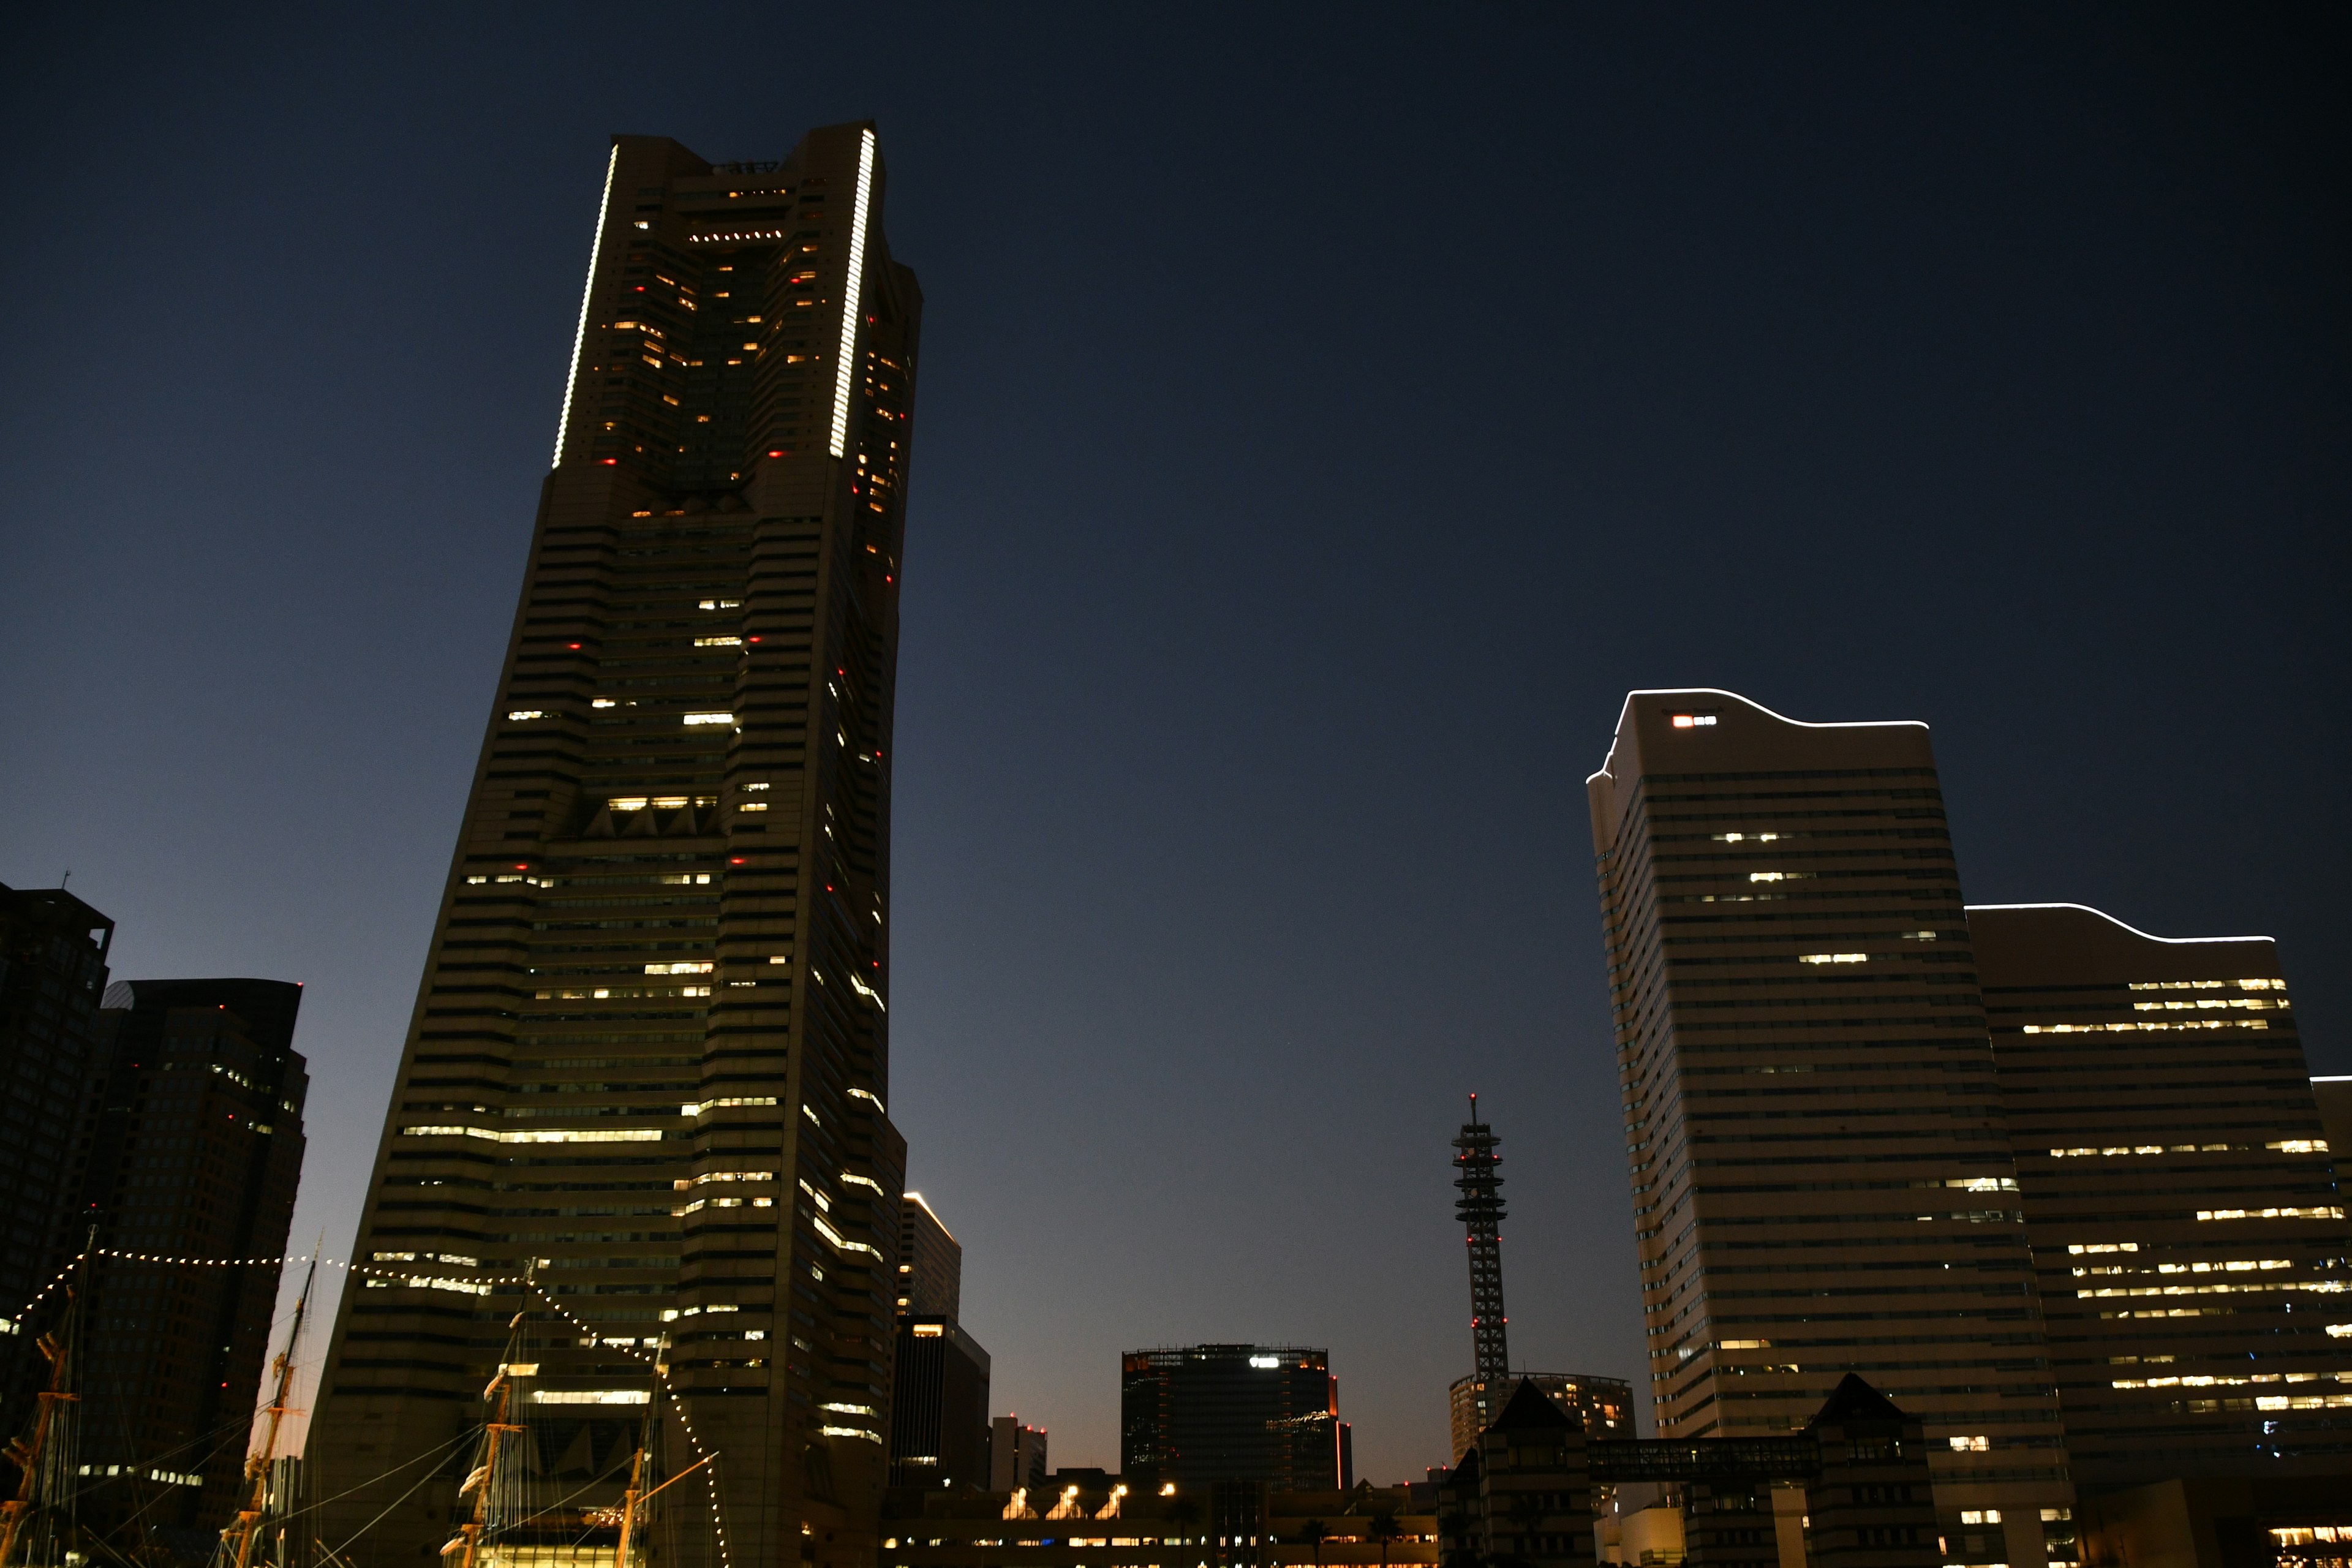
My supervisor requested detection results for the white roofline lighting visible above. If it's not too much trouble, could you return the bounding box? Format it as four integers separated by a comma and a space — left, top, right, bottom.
827, 129, 877, 461
1963, 902, 2274, 946
555, 143, 620, 470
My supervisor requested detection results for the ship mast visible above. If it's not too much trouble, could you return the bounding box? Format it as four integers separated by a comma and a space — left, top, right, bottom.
0, 1243, 86, 1568
450, 1311, 531, 1568
227, 1251, 320, 1568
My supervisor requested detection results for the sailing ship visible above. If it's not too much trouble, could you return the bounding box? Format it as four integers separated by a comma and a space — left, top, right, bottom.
0, 1253, 722, 1568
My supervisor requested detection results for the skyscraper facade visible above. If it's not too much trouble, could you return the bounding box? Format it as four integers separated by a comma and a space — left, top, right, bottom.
899, 1191, 961, 1317
0, 882, 115, 1323
310, 121, 922, 1568
74, 979, 308, 1548
1120, 1345, 1340, 1490
1970, 902, 2352, 1483
1586, 690, 2071, 1562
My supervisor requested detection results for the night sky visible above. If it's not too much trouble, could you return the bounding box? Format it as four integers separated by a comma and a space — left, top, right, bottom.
4, 7, 2346, 1482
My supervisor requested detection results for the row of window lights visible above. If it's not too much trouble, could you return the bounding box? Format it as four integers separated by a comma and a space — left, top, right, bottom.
2051, 1139, 2325, 1158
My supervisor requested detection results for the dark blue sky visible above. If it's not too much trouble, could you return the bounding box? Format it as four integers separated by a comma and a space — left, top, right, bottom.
4, 6, 2345, 1479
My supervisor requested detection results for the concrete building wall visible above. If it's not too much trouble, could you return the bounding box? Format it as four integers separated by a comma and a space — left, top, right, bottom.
1972, 902, 2352, 1483
1585, 688, 2071, 1548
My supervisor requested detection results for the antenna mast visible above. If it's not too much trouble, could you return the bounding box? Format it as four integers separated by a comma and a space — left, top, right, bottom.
1452, 1095, 1509, 1384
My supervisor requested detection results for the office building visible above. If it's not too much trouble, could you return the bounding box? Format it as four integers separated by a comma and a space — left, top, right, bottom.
1121, 1345, 1340, 1490
1971, 902, 2352, 1483
1586, 689, 2071, 1564
73, 979, 308, 1547
2315, 1076, 2352, 1168
309, 121, 923, 1568
1447, 1373, 1631, 1461
900, 1191, 961, 1317
891, 1316, 991, 1489
992, 1416, 1049, 1494
0, 882, 115, 1325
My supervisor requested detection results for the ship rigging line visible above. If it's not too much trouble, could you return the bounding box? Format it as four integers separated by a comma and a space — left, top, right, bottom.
9, 1248, 736, 1568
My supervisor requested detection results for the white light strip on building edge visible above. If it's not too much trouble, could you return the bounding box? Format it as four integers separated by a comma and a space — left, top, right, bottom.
828, 129, 876, 461
554, 143, 620, 469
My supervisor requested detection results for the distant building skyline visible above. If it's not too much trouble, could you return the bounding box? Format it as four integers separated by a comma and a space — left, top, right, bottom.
991, 1414, 1049, 1494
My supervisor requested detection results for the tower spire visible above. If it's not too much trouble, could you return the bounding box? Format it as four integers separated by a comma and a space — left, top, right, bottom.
1452, 1094, 1509, 1384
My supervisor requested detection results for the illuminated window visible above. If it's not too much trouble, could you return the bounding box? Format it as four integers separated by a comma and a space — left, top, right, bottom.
682, 712, 734, 726
1670, 712, 1718, 728
1798, 953, 1868, 965
507, 709, 548, 721
1949, 1437, 1990, 1453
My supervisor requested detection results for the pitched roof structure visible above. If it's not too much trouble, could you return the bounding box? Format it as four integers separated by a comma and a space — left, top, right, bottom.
1807, 1373, 1911, 1428
1490, 1378, 1575, 1432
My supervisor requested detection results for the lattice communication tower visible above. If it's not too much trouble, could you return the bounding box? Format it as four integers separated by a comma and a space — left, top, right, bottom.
1452, 1093, 1509, 1383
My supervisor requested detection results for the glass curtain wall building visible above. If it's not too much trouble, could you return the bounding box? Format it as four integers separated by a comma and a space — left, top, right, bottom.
309, 123, 921, 1568
1586, 689, 2071, 1564
1121, 1344, 1341, 1491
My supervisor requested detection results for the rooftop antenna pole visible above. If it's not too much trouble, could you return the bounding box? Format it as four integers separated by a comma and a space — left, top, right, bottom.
1452, 1095, 1509, 1387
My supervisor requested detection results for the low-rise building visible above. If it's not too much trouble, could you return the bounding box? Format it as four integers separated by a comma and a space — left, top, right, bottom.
880, 1481, 1436, 1568
1447, 1373, 1632, 1462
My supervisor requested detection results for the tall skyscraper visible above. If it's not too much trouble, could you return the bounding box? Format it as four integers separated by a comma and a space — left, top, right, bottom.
1586, 689, 2071, 1563
0, 882, 115, 1323
74, 979, 308, 1550
899, 1190, 962, 1317
311, 121, 922, 1568
1970, 902, 2352, 1482
1121, 1345, 1340, 1490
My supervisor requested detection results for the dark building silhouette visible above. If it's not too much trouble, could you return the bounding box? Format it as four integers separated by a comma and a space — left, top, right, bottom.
1444, 1373, 1944, 1568
309, 121, 922, 1568
1121, 1345, 1340, 1491
71, 979, 307, 1549
0, 883, 115, 1319
1447, 1373, 1630, 1463
889, 1316, 990, 1489
1972, 902, 2352, 1486
1803, 1376, 1942, 1566
1585, 689, 2071, 1562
